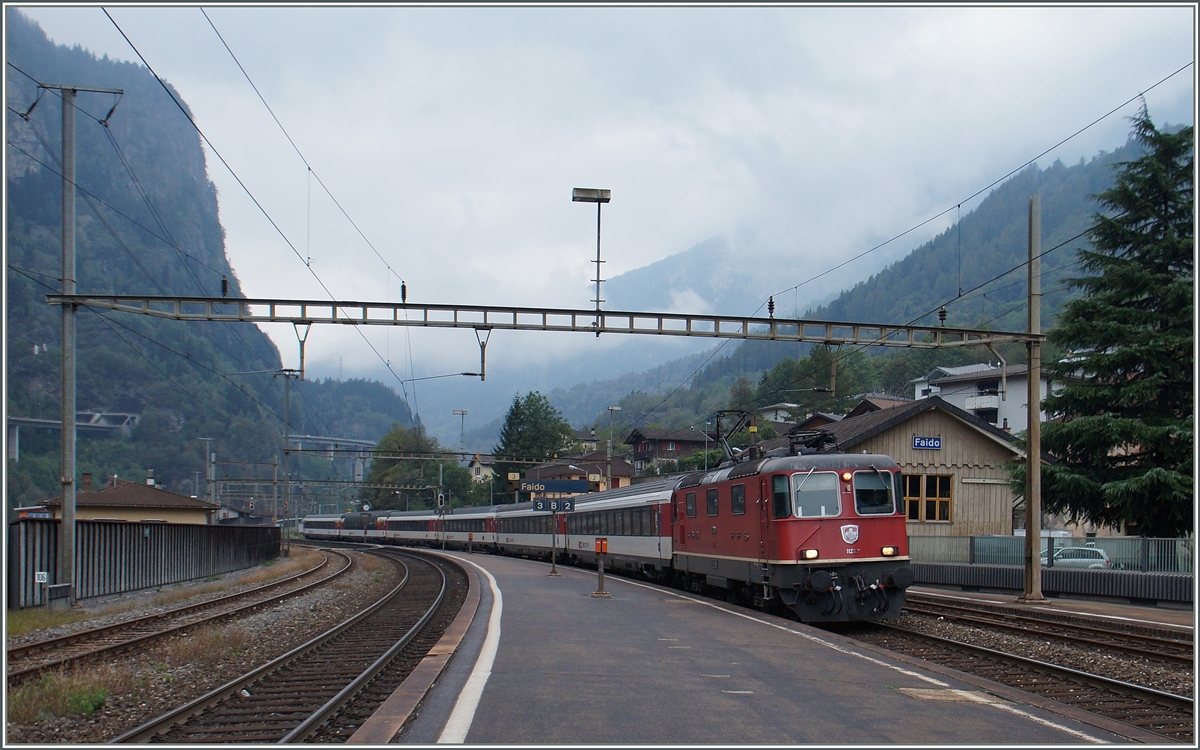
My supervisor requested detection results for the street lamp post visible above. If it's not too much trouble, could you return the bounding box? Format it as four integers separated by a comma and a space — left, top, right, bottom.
573, 188, 612, 335
606, 405, 621, 489
453, 409, 468, 457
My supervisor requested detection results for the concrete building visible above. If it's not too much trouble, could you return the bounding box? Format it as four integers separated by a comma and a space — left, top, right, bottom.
912, 363, 1058, 433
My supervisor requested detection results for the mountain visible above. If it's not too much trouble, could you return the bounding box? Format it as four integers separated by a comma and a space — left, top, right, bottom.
4, 10, 414, 508
533, 133, 1156, 432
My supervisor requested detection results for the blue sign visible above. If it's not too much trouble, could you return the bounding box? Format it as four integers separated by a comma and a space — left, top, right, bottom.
912, 436, 942, 450
520, 480, 589, 493
532, 498, 575, 513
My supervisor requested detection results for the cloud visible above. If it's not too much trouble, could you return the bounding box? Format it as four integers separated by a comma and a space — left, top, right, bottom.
14, 5, 1194, 437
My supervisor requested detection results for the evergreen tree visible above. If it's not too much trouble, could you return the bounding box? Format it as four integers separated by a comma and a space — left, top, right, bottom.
1034, 107, 1193, 537
491, 392, 575, 501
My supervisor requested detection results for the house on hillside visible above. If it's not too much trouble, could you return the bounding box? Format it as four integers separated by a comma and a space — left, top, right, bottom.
40, 473, 218, 525
912, 363, 1058, 433
758, 403, 799, 423
572, 427, 599, 453
467, 454, 496, 483
625, 428, 712, 473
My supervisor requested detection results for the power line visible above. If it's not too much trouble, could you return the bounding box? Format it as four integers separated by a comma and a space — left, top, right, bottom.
103, 9, 421, 413
7, 110, 273, 372
767, 61, 1193, 304
198, 9, 406, 287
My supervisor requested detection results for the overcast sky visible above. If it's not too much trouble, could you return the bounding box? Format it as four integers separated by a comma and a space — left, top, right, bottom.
11, 4, 1196, 435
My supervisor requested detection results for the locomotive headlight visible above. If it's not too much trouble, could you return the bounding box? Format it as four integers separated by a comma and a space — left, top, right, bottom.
881, 546, 898, 556
801, 548, 819, 560
841, 471, 853, 482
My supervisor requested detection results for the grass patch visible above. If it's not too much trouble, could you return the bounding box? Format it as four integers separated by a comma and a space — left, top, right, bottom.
5, 608, 91, 639
163, 623, 251, 667
6, 665, 143, 724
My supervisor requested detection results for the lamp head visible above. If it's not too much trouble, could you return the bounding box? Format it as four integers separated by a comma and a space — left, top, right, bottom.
573, 187, 611, 204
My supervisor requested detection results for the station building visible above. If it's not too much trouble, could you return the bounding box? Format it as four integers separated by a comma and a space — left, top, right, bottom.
38, 472, 218, 525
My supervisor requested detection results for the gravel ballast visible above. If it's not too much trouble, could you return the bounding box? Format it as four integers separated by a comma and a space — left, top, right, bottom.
6, 548, 402, 745
852, 611, 1195, 699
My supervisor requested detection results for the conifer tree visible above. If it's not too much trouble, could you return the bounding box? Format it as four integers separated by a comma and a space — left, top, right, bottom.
1036, 107, 1193, 537
492, 392, 574, 501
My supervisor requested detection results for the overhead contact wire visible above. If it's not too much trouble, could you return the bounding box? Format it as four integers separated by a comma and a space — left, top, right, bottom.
103, 9, 417, 403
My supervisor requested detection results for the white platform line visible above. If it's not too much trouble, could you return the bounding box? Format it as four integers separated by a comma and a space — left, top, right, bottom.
437, 557, 503, 744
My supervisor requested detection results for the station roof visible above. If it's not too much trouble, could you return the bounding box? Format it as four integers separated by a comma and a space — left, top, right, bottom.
42, 479, 219, 511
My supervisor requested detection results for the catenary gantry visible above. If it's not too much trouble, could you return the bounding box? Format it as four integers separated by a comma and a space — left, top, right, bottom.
47, 295, 1043, 348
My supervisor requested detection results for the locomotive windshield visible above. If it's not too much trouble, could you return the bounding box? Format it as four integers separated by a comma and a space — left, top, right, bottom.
792, 471, 840, 518
854, 470, 896, 515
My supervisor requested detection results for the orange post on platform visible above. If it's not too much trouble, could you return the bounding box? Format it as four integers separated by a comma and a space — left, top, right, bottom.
591, 538, 611, 598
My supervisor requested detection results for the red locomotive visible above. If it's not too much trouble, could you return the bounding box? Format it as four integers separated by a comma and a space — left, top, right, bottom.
671, 452, 912, 622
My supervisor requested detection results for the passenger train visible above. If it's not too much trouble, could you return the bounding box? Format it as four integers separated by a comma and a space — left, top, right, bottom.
301, 452, 913, 623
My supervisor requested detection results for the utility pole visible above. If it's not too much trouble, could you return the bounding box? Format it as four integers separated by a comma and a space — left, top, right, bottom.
198, 438, 215, 511
1020, 195, 1046, 603
59, 85, 76, 602
46, 82, 122, 605
606, 405, 621, 489
454, 409, 468, 457
278, 368, 300, 536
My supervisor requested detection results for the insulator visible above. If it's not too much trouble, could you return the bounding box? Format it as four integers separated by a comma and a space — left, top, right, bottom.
221, 276, 228, 298
938, 305, 947, 325
401, 282, 407, 304
768, 296, 775, 318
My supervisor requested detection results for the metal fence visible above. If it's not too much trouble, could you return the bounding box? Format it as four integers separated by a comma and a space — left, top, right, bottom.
910, 535, 1195, 573
8, 519, 280, 609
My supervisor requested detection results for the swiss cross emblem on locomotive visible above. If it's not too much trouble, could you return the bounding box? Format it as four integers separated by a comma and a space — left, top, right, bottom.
840, 524, 860, 544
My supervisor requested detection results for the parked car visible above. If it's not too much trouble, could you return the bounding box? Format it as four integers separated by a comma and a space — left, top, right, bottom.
1040, 546, 1111, 569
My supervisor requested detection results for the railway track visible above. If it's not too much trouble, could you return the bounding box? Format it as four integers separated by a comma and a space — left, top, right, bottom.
860, 623, 1194, 744
6, 549, 352, 687
111, 549, 467, 743
903, 592, 1193, 665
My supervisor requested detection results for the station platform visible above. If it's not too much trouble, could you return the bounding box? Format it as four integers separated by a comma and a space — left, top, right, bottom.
396, 551, 1148, 745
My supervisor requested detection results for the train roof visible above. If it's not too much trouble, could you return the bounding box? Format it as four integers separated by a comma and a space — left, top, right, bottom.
676, 453, 901, 489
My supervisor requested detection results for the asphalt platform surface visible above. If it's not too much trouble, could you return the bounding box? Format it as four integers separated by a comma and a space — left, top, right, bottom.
399, 551, 1139, 745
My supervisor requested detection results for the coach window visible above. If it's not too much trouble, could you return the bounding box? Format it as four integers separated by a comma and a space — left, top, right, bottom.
853, 471, 895, 515
686, 491, 697, 518
793, 471, 840, 518
706, 488, 719, 516
615, 511, 624, 536
631, 509, 643, 536
731, 484, 746, 515
772, 475, 790, 518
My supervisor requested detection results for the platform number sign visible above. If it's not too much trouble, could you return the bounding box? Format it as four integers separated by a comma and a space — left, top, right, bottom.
35, 571, 48, 584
